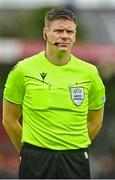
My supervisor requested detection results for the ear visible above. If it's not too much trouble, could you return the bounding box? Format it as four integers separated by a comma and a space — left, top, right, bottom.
43, 27, 47, 40
73, 30, 77, 44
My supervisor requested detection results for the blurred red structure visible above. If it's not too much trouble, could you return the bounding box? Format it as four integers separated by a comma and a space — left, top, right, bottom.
0, 40, 115, 66
0, 108, 19, 178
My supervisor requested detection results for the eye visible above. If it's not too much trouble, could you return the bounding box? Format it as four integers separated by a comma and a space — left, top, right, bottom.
55, 29, 63, 33
67, 30, 74, 34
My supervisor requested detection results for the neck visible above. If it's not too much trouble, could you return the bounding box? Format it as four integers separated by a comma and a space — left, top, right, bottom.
45, 48, 71, 66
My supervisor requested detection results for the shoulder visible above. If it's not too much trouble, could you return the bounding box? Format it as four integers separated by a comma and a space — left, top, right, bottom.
17, 51, 44, 68
71, 54, 98, 75
11, 51, 44, 76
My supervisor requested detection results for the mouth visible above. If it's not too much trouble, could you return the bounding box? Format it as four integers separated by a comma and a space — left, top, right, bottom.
57, 43, 69, 47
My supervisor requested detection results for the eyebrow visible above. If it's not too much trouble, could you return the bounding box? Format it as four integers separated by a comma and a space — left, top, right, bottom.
54, 28, 76, 32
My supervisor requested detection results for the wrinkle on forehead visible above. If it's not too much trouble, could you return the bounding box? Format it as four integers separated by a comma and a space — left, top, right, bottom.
48, 19, 76, 30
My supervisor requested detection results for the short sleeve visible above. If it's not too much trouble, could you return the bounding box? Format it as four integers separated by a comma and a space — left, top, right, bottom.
89, 66, 106, 110
3, 62, 25, 105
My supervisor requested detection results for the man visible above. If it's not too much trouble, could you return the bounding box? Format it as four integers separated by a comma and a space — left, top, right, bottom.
3, 8, 106, 179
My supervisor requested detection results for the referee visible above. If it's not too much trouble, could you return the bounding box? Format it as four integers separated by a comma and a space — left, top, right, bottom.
3, 8, 106, 179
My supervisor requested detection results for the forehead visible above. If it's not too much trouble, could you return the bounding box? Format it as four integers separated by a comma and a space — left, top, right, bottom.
48, 19, 76, 30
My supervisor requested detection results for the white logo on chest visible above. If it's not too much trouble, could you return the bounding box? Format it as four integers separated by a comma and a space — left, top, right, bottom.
70, 87, 84, 105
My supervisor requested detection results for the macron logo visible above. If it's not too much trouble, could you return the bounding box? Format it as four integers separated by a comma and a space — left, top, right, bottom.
40, 72, 47, 82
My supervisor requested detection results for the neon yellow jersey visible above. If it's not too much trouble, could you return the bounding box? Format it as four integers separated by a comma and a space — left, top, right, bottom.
4, 51, 106, 150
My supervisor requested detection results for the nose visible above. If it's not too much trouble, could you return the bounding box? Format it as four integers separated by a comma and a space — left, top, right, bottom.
61, 30, 68, 39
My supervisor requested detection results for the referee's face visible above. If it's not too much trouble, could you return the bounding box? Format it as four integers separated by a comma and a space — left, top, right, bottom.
44, 19, 76, 53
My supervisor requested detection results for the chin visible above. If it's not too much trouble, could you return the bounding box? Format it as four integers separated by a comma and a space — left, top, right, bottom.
58, 47, 68, 52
